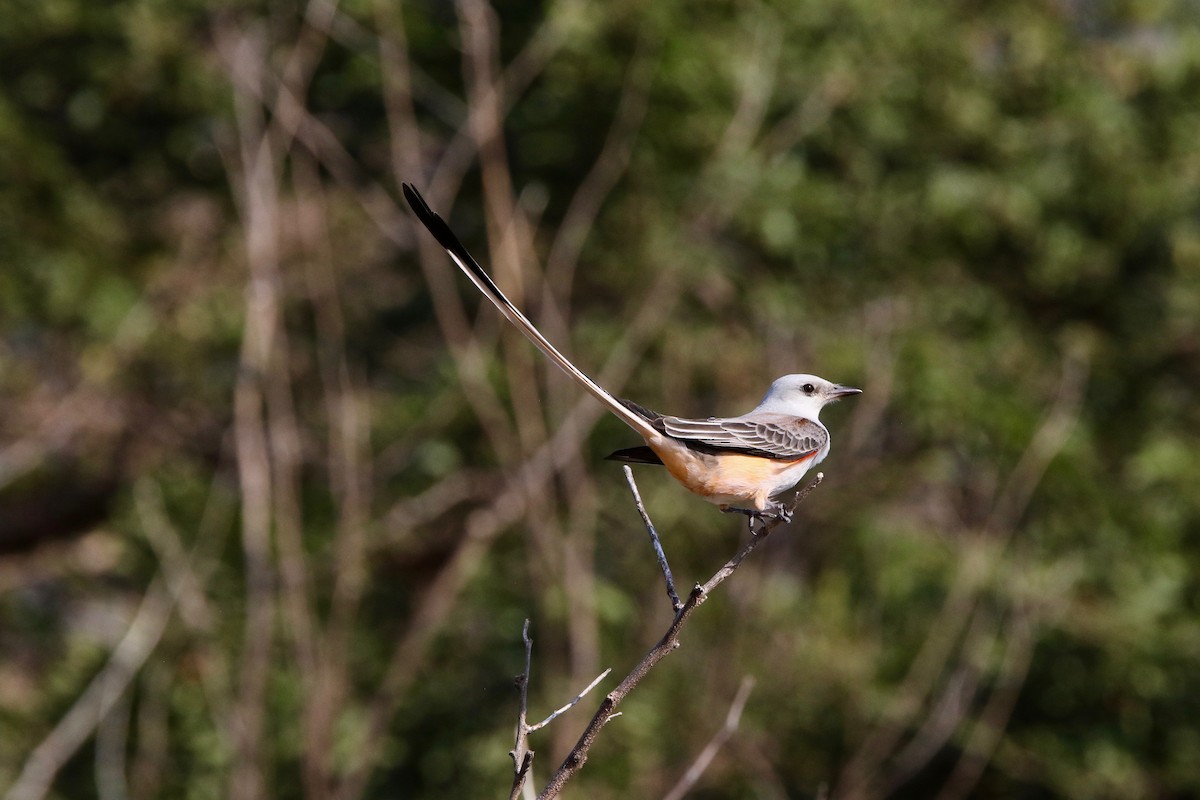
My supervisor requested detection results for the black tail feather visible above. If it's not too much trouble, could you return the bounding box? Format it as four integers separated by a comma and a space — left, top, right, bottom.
401, 182, 664, 442
401, 183, 506, 301
605, 446, 663, 465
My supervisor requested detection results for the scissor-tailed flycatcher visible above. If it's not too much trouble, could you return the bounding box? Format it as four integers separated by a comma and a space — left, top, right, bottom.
402, 183, 860, 520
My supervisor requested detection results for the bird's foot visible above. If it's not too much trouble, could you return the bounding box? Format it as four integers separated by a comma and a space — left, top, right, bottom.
764, 503, 793, 525
720, 503, 794, 534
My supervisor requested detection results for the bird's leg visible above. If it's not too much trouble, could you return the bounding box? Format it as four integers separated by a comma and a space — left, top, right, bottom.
746, 502, 792, 536
721, 506, 754, 516
720, 510, 758, 534
721, 505, 770, 536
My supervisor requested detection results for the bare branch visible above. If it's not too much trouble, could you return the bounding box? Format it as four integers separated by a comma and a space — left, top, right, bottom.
528, 668, 613, 734
508, 620, 611, 800
536, 585, 706, 800
536, 475, 824, 799
623, 466, 682, 611
509, 620, 535, 800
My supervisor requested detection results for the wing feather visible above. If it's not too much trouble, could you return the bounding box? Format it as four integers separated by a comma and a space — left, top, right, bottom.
655, 413, 827, 460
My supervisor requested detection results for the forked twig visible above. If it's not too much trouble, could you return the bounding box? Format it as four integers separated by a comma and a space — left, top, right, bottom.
508, 620, 535, 800
508, 620, 611, 800
528, 669, 613, 734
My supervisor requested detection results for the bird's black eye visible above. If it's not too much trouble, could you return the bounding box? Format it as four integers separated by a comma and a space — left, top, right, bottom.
802, 383, 815, 394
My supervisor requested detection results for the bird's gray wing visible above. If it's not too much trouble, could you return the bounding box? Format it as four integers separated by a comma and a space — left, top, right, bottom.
655, 413, 828, 461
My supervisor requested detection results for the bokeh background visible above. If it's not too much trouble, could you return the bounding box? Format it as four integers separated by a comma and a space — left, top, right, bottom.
3, 0, 1200, 797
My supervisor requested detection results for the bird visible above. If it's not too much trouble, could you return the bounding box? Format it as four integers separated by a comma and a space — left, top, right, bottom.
402, 183, 860, 523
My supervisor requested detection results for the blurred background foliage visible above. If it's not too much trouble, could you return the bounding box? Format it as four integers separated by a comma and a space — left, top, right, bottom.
1, 0, 1199, 797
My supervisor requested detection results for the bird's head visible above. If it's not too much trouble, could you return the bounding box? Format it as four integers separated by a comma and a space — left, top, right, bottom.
756, 373, 862, 419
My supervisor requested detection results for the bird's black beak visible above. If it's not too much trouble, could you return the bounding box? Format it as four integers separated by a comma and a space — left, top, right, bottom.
830, 384, 863, 399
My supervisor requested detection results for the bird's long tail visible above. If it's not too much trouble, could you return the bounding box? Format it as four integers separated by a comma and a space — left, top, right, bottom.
402, 183, 659, 441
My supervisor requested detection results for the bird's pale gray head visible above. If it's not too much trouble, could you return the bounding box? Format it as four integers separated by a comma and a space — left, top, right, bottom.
756, 373, 862, 418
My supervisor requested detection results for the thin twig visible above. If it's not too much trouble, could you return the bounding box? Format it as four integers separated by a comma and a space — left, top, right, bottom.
536, 474, 824, 799
509, 620, 535, 800
536, 585, 705, 800
508, 620, 611, 800
529, 668, 613, 733
662, 676, 756, 800
623, 466, 681, 611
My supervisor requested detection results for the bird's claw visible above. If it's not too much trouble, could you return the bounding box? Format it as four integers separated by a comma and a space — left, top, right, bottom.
767, 505, 793, 524
722, 504, 793, 535
721, 505, 763, 535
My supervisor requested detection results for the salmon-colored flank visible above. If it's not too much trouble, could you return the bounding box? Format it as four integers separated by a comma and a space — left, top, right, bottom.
649, 441, 818, 512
